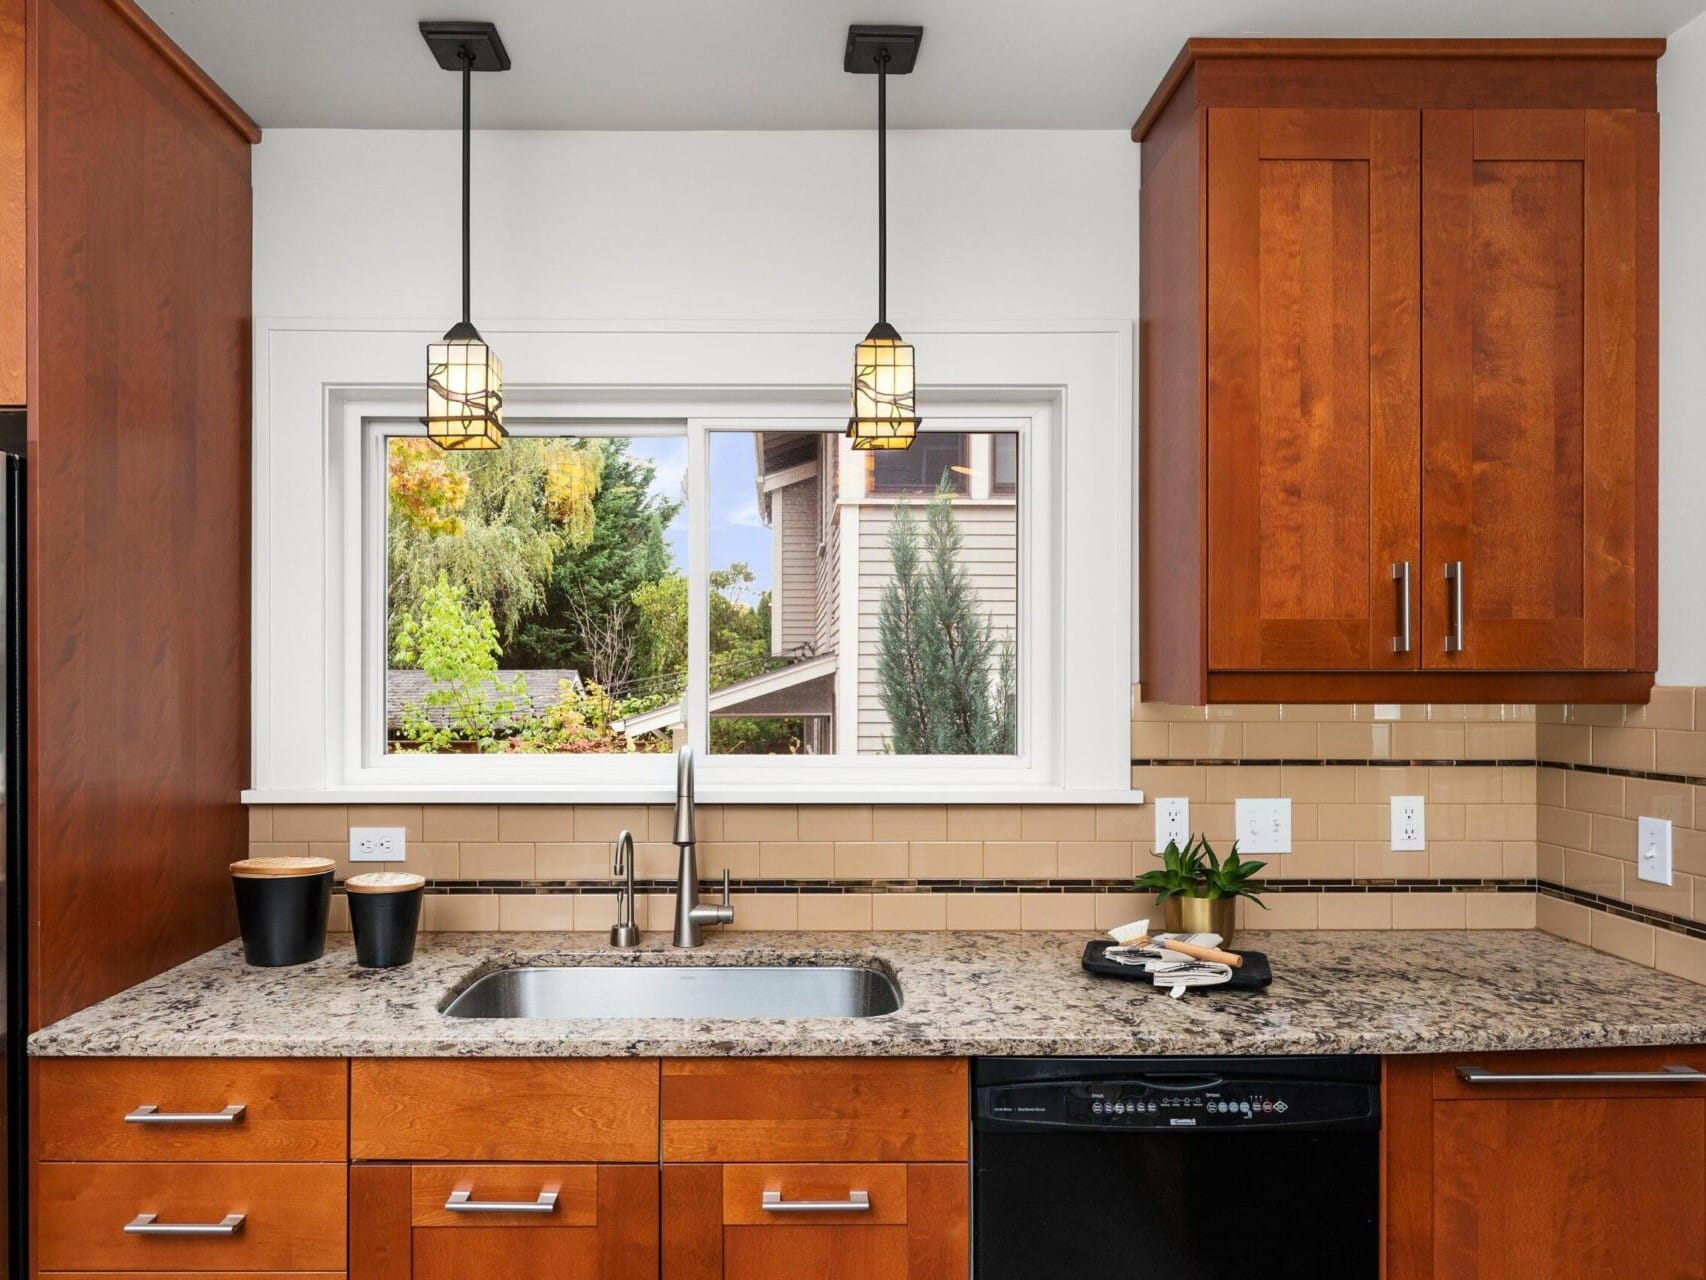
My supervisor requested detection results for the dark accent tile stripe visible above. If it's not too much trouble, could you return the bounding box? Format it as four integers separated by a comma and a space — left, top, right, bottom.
1132, 757, 1533, 769
1541, 760, 1706, 788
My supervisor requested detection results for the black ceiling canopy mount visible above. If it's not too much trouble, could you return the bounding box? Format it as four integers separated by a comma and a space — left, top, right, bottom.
419, 20, 512, 72
843, 24, 923, 75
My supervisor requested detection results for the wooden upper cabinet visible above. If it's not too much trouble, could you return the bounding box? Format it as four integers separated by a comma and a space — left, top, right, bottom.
1207, 107, 1420, 672
1421, 109, 1650, 671
1136, 40, 1661, 704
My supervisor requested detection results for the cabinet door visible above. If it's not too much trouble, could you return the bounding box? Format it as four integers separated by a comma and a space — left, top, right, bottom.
663, 1163, 968, 1280
1386, 1051, 1706, 1280
1420, 109, 1651, 670
350, 1163, 658, 1280
1207, 107, 1421, 672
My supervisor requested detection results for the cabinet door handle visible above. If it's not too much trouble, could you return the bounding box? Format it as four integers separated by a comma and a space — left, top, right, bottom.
1443, 561, 1465, 653
125, 1104, 246, 1125
1391, 562, 1412, 654
1456, 1065, 1706, 1085
761, 1189, 871, 1213
124, 1212, 245, 1236
444, 1186, 560, 1214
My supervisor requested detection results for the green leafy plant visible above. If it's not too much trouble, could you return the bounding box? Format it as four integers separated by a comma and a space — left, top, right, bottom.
1134, 834, 1269, 907
392, 572, 526, 752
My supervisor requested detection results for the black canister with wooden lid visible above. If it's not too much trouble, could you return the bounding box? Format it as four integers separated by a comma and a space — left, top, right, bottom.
346, 872, 426, 968
229, 856, 334, 967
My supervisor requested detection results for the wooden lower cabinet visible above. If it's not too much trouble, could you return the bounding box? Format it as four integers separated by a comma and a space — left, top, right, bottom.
351, 1162, 657, 1280
1386, 1047, 1706, 1280
662, 1163, 968, 1280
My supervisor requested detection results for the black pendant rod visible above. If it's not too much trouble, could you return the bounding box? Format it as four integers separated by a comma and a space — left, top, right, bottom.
460, 44, 472, 326
876, 47, 889, 325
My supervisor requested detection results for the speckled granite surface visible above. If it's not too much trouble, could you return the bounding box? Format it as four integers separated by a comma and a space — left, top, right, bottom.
26, 929, 1706, 1058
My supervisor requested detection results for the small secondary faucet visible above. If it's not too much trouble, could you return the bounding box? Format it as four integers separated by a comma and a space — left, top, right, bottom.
670, 745, 733, 947
609, 829, 639, 948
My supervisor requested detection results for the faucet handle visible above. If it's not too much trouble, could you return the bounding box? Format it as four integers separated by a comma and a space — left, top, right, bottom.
719, 867, 731, 909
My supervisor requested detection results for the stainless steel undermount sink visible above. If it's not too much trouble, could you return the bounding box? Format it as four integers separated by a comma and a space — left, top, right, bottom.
441, 963, 902, 1020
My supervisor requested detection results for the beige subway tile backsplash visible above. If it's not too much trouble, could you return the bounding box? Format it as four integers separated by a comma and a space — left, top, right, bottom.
241, 689, 1705, 984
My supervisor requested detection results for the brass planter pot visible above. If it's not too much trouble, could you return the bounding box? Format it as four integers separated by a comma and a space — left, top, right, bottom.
1162, 895, 1236, 946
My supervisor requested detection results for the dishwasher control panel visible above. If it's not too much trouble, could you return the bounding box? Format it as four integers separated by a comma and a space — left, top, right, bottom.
978, 1076, 1377, 1132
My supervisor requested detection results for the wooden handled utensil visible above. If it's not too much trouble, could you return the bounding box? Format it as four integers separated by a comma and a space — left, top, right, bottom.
1158, 936, 1244, 969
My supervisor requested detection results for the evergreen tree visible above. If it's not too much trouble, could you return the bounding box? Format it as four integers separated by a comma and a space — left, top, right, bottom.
876, 486, 1018, 754
506, 440, 680, 682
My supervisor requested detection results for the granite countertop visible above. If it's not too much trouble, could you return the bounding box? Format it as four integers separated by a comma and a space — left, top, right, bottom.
26, 929, 1706, 1059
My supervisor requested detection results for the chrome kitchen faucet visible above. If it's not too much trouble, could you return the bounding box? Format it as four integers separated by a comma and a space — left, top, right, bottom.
670, 746, 733, 947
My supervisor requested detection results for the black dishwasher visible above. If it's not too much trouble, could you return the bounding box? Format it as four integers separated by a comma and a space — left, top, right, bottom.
973, 1056, 1380, 1280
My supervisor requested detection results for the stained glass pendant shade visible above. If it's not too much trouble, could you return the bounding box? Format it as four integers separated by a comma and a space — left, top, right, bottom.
846, 25, 923, 452
421, 21, 510, 451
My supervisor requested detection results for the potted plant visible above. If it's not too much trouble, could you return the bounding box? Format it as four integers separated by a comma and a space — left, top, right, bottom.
1134, 834, 1267, 944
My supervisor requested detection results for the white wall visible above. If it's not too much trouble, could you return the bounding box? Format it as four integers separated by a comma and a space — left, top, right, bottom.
1659, 16, 1706, 685
253, 129, 1140, 322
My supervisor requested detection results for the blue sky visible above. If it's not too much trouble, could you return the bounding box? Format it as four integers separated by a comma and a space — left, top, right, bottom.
627, 432, 773, 595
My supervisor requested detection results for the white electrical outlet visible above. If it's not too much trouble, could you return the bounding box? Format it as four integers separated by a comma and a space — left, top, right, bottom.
1155, 797, 1191, 848
1234, 797, 1291, 854
1637, 816, 1673, 886
1390, 796, 1426, 851
350, 827, 407, 862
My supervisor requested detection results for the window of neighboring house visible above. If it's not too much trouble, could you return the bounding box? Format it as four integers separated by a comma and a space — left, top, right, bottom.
706, 428, 1020, 757
866, 432, 970, 496
993, 433, 1018, 496
381, 427, 688, 757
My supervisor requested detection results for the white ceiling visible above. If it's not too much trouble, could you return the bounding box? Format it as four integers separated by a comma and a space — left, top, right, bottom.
138, 0, 1706, 132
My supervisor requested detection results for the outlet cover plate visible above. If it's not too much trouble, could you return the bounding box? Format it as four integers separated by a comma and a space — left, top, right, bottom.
1155, 797, 1191, 849
1235, 797, 1291, 854
1637, 816, 1673, 885
350, 826, 407, 862
1390, 795, 1427, 851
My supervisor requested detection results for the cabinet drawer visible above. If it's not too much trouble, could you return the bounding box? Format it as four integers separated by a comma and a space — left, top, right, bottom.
722, 1164, 907, 1225
665, 1164, 968, 1280
410, 1164, 598, 1228
35, 1161, 346, 1271
1429, 1045, 1706, 1100
36, 1058, 348, 1161
351, 1059, 659, 1161
662, 1059, 967, 1162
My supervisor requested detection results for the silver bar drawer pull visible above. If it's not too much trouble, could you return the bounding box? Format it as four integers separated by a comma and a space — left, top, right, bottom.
1391, 561, 1412, 654
445, 1186, 560, 1214
125, 1104, 246, 1125
1443, 560, 1465, 653
1457, 1065, 1706, 1085
124, 1212, 245, 1236
762, 1189, 871, 1213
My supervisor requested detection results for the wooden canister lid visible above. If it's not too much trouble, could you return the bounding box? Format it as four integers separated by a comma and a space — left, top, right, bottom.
229, 856, 335, 878
346, 872, 426, 894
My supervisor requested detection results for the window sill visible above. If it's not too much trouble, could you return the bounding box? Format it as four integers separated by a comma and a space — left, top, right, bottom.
240, 786, 1147, 807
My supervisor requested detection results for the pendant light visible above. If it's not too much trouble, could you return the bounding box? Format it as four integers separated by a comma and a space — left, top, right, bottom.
845, 25, 923, 452
420, 21, 511, 451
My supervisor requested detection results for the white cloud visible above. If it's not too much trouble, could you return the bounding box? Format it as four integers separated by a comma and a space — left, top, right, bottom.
723, 497, 763, 528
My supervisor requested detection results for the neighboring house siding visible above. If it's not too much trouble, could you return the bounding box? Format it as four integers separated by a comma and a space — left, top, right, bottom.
775, 481, 819, 655
814, 443, 840, 659
854, 502, 1018, 754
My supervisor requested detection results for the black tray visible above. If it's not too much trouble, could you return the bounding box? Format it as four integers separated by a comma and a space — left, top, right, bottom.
1081, 939, 1273, 993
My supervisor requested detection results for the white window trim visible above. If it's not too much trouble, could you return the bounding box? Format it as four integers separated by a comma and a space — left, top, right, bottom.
246, 318, 1138, 805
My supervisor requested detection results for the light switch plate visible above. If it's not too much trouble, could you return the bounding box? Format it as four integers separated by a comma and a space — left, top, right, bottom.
350, 826, 407, 862
1235, 797, 1291, 854
1390, 796, 1426, 851
1637, 816, 1673, 886
1155, 797, 1191, 849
